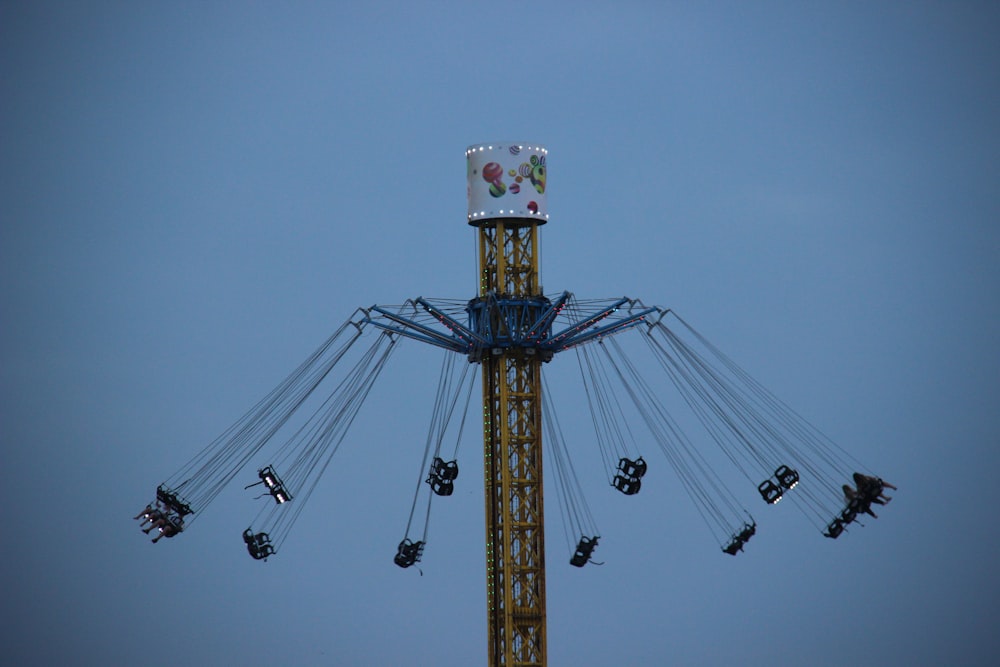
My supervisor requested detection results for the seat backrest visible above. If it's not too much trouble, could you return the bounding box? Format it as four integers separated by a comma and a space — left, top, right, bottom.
757, 480, 783, 504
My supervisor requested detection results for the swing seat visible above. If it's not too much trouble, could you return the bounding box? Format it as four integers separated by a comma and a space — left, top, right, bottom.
774, 465, 800, 490
722, 539, 743, 555
428, 477, 454, 496
156, 485, 194, 517
722, 522, 755, 555
243, 529, 275, 560
570, 535, 599, 567
431, 457, 460, 481
840, 505, 858, 525
613, 474, 642, 495
394, 539, 425, 568
258, 466, 293, 504
758, 479, 783, 504
824, 518, 845, 539
617, 457, 647, 479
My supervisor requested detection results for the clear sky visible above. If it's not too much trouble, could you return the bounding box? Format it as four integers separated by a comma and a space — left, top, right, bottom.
2, 2, 999, 665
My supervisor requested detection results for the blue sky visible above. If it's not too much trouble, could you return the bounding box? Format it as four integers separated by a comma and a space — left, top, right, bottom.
2, 2, 998, 665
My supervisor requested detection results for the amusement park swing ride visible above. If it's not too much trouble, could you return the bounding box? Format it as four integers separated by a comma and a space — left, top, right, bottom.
135, 142, 896, 667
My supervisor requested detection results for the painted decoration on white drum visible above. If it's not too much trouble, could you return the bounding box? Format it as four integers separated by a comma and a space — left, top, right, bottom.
466, 142, 548, 225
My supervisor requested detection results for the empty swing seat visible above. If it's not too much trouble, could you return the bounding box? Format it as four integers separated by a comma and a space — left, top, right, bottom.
613, 457, 647, 496
774, 465, 800, 490
613, 474, 642, 495
258, 466, 293, 504
427, 458, 459, 496
570, 535, 599, 567
758, 479, 783, 504
618, 457, 647, 479
824, 518, 845, 539
431, 457, 459, 481
243, 529, 276, 560
428, 477, 455, 496
394, 539, 425, 568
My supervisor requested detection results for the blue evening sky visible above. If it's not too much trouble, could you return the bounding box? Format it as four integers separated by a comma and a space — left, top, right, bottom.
2, 2, 998, 665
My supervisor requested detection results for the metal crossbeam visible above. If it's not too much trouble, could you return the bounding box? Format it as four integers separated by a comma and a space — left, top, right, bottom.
415, 297, 490, 348
365, 305, 469, 354
543, 305, 657, 351
542, 297, 630, 350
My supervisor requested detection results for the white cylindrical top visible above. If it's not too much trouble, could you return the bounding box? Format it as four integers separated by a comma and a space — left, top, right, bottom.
466, 142, 548, 225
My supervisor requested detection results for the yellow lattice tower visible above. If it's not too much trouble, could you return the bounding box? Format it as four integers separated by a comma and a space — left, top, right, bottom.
467, 143, 550, 667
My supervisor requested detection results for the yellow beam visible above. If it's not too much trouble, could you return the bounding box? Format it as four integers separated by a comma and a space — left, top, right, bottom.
479, 219, 547, 667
